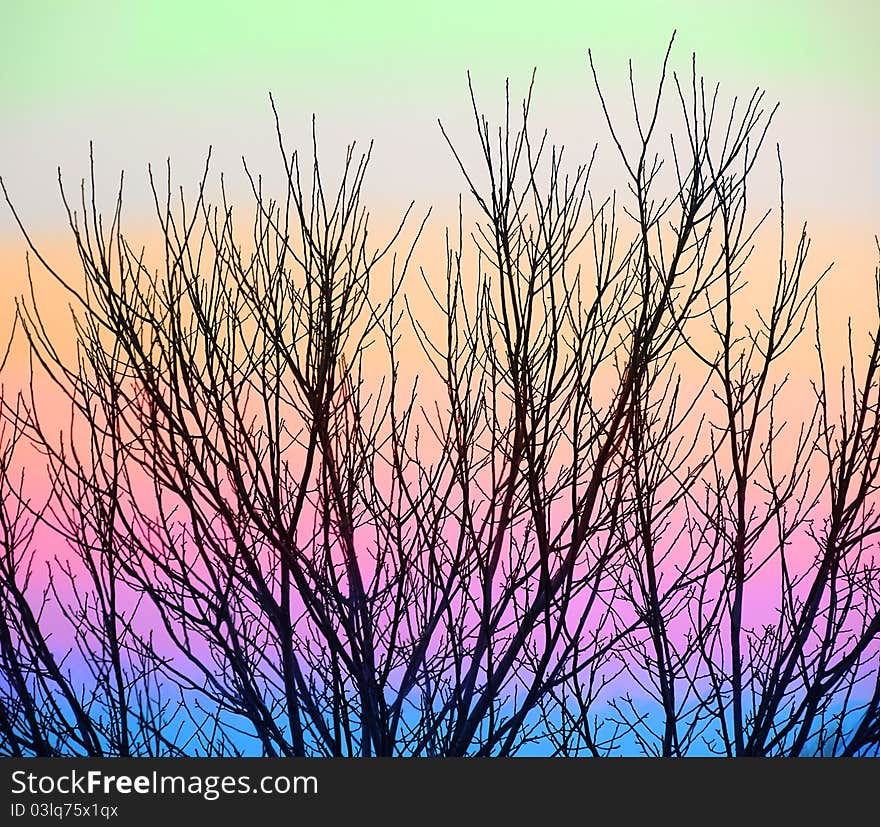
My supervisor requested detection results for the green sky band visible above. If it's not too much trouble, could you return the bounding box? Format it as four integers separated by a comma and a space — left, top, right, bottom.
3, 1, 876, 108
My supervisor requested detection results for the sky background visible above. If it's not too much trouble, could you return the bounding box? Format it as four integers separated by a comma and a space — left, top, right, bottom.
0, 1, 877, 359
0, 3, 876, 750
1, 2, 876, 211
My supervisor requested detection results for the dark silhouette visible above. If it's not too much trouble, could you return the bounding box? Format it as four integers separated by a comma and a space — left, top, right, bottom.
1, 36, 878, 756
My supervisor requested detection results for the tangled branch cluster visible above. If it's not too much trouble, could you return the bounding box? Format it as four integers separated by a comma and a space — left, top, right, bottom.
1, 42, 879, 756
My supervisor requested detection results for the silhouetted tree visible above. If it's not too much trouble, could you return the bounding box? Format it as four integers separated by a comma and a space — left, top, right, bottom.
1, 36, 878, 757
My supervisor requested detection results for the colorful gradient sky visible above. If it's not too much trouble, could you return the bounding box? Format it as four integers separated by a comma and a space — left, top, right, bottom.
0, 2, 877, 354
1, 2, 876, 209
0, 4, 877, 757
